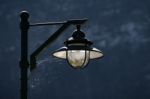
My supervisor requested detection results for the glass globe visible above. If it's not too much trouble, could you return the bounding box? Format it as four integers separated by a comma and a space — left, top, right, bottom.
67, 50, 89, 68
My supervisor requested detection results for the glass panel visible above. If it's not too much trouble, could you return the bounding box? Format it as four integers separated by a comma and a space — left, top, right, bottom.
67, 50, 89, 68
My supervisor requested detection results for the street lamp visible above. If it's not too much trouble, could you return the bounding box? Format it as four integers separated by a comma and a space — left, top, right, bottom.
19, 11, 103, 99
53, 25, 103, 68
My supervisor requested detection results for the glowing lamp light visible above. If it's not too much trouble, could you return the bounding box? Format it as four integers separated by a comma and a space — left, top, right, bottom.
52, 25, 103, 69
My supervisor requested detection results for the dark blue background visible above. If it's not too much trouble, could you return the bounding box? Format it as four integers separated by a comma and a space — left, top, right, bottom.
0, 0, 150, 99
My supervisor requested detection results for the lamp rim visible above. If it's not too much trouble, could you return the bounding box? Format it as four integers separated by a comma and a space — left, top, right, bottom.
52, 46, 104, 59
64, 38, 93, 46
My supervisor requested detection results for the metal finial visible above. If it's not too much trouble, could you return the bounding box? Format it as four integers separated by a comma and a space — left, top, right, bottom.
76, 25, 81, 31
20, 11, 29, 20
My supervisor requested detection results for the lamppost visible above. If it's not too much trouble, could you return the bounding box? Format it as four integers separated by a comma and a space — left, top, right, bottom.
19, 11, 103, 99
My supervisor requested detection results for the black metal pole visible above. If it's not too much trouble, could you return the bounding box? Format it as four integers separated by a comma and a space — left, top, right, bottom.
19, 11, 29, 99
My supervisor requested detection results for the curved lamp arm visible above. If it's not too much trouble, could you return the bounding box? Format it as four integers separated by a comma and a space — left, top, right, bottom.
30, 19, 87, 71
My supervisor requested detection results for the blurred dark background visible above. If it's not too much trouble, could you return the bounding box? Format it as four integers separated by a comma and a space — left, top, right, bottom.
0, 0, 150, 99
